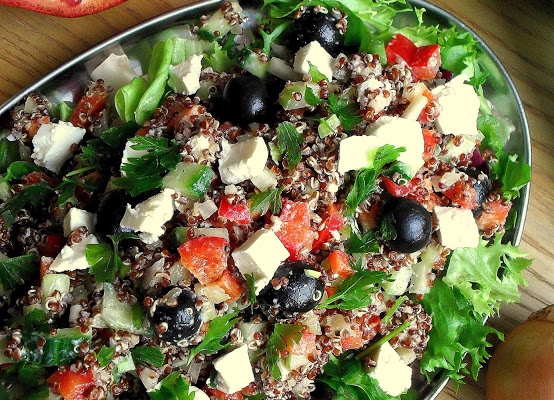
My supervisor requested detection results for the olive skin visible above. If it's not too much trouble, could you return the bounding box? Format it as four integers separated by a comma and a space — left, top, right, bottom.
151, 286, 202, 344
379, 197, 432, 254
95, 189, 135, 237
464, 167, 492, 216
289, 8, 344, 57
222, 75, 269, 126
258, 261, 325, 319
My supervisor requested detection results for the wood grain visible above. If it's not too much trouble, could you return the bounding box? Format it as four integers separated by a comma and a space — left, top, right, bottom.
1, 0, 553, 399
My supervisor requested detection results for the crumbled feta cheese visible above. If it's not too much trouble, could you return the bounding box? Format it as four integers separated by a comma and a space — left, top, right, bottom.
338, 116, 424, 177
50, 234, 100, 272
434, 206, 480, 249
218, 137, 269, 185
91, 53, 137, 91
63, 207, 95, 237
232, 228, 289, 293
212, 345, 255, 394
120, 189, 176, 244
293, 41, 334, 80
193, 199, 218, 219
368, 342, 412, 397
188, 386, 210, 400
189, 133, 217, 163
31, 121, 86, 173
432, 74, 481, 137
168, 54, 203, 95
250, 167, 278, 191
438, 171, 466, 189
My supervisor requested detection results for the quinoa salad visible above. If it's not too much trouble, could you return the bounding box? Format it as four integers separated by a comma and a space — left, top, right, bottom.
0, 0, 532, 399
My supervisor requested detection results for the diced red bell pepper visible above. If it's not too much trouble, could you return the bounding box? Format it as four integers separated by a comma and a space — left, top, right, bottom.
322, 249, 354, 279
0, 0, 128, 17
47, 368, 95, 400
443, 180, 478, 209
476, 199, 512, 233
382, 176, 415, 197
274, 201, 318, 260
340, 334, 364, 351
312, 204, 344, 251
385, 33, 441, 81
178, 236, 229, 284
69, 81, 108, 129
418, 89, 439, 125
218, 196, 252, 225
422, 128, 436, 161
214, 269, 244, 303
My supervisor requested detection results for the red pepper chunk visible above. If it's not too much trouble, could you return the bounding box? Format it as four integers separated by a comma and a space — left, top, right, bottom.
69, 81, 108, 129
47, 368, 95, 400
289, 332, 317, 355
214, 269, 244, 303
385, 33, 441, 81
312, 204, 344, 251
218, 196, 252, 225
178, 236, 229, 284
274, 201, 318, 260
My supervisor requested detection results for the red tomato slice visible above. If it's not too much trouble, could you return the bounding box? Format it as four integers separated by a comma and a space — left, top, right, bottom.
312, 204, 344, 251
0, 0, 128, 17
214, 269, 244, 303
422, 128, 436, 160
385, 33, 441, 81
178, 236, 229, 284
385, 33, 417, 66
218, 196, 252, 225
289, 332, 317, 355
48, 368, 95, 400
274, 201, 317, 260
322, 250, 354, 279
69, 82, 108, 128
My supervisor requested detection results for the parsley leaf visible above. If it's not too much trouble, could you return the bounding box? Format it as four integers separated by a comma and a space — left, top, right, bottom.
96, 346, 116, 368
327, 93, 362, 132
86, 233, 138, 283
187, 309, 240, 363
265, 323, 303, 380
0, 184, 54, 227
0, 253, 39, 290
131, 347, 165, 368
443, 232, 531, 316
2, 161, 39, 182
114, 137, 181, 196
318, 269, 387, 310
347, 230, 379, 254
249, 186, 284, 215
277, 122, 304, 172
148, 371, 194, 400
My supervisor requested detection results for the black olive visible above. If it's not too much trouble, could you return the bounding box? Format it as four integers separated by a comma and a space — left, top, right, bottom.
289, 8, 344, 57
222, 75, 269, 126
464, 167, 492, 217
379, 197, 432, 254
95, 189, 135, 237
258, 261, 325, 319
151, 286, 202, 344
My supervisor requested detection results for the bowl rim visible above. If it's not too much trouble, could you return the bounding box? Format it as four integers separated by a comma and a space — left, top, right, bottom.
0, 1, 532, 398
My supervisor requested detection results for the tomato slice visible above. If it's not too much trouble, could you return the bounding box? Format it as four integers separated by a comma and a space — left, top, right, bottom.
422, 128, 436, 160
289, 332, 317, 355
274, 201, 317, 260
47, 368, 95, 400
0, 0, 128, 17
69, 81, 108, 129
385, 33, 441, 81
385, 33, 417, 66
218, 196, 252, 225
178, 236, 229, 284
322, 250, 354, 279
214, 269, 244, 303
312, 204, 344, 251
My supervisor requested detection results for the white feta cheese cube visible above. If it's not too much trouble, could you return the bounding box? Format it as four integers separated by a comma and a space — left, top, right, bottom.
91, 53, 137, 91
293, 41, 334, 80
31, 121, 86, 173
168, 54, 203, 95
232, 228, 289, 293
213, 345, 254, 394
193, 199, 218, 219
120, 189, 176, 244
368, 342, 412, 397
250, 167, 278, 191
438, 171, 465, 189
50, 234, 99, 272
432, 74, 481, 137
188, 386, 210, 400
434, 206, 479, 249
218, 137, 269, 185
337, 135, 381, 174
63, 208, 95, 237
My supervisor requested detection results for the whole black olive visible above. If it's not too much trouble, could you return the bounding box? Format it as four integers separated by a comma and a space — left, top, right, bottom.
95, 189, 135, 237
151, 286, 202, 344
379, 197, 432, 254
258, 261, 325, 319
464, 167, 492, 216
289, 7, 344, 57
222, 75, 269, 126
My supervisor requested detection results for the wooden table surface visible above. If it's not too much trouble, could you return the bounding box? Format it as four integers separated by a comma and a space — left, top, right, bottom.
0, 0, 552, 398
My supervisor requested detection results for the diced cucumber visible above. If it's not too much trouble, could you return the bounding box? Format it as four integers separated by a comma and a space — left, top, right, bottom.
197, 2, 243, 41
241, 52, 269, 79
25, 326, 92, 367
113, 353, 136, 380
162, 161, 215, 200
101, 282, 144, 334
278, 81, 320, 110
41, 273, 70, 302
318, 114, 341, 138
383, 266, 413, 296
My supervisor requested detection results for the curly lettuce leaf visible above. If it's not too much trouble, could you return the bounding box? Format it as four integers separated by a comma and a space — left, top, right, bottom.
443, 232, 531, 316
420, 279, 502, 384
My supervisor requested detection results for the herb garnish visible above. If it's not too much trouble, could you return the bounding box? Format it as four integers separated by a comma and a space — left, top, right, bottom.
265, 323, 303, 380
131, 347, 166, 368
277, 121, 304, 172
0, 253, 39, 290
86, 233, 138, 283
249, 186, 284, 215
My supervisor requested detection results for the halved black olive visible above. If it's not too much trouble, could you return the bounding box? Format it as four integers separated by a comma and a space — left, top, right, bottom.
379, 197, 432, 254
151, 286, 202, 344
288, 7, 344, 57
95, 189, 135, 237
258, 261, 325, 319
222, 74, 269, 126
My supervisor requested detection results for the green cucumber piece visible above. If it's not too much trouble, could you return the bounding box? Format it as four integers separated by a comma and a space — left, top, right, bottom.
162, 161, 215, 200
101, 282, 144, 334
41, 273, 70, 301
278, 81, 320, 110
25, 326, 92, 367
